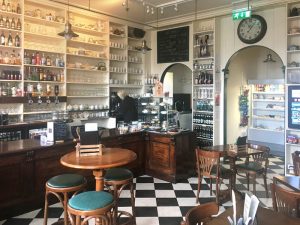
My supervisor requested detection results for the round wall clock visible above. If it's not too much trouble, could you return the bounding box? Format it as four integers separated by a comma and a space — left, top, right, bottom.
237, 15, 267, 44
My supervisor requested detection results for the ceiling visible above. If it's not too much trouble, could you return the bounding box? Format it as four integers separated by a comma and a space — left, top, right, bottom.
49, 0, 283, 28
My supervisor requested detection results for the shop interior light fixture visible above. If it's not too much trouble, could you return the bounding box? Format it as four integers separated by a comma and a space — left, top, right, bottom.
135, 39, 152, 53
57, 0, 79, 39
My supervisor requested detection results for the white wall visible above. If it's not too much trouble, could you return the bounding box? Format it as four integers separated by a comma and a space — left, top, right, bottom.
168, 64, 192, 94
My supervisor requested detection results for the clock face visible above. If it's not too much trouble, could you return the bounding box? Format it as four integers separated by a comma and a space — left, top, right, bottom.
237, 15, 267, 44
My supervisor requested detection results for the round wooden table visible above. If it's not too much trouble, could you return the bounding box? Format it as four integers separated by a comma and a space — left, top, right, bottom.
60, 147, 137, 191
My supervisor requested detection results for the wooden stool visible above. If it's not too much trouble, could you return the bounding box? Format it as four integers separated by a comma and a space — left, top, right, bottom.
67, 191, 114, 225
43, 174, 87, 225
104, 168, 135, 225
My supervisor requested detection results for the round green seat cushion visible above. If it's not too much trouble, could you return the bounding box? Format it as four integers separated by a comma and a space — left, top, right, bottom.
68, 191, 113, 211
104, 168, 133, 181
47, 174, 85, 188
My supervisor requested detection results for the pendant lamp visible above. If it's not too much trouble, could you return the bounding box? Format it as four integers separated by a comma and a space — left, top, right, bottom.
135, 40, 152, 53
58, 0, 79, 40
263, 53, 276, 63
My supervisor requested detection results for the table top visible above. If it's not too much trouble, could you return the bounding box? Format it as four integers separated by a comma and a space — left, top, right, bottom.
60, 147, 137, 170
203, 144, 262, 157
274, 175, 300, 192
208, 205, 300, 225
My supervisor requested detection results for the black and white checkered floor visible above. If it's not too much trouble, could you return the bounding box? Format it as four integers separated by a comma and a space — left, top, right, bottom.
0, 155, 284, 225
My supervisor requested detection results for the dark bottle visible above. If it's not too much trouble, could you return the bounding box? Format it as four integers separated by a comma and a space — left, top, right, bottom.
5, 16, 9, 28
0, 31, 5, 45
31, 53, 36, 65
1, 0, 6, 11
0, 15, 3, 27
7, 32, 12, 46
16, 18, 21, 30
46, 55, 51, 66
16, 3, 21, 14
36, 52, 40, 65
10, 17, 15, 29
14, 33, 20, 47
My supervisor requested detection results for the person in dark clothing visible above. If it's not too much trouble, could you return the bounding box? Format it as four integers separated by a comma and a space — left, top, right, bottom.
117, 90, 138, 123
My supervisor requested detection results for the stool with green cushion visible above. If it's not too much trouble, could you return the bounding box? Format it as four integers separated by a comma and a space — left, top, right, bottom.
43, 174, 86, 225
67, 191, 114, 225
104, 168, 135, 225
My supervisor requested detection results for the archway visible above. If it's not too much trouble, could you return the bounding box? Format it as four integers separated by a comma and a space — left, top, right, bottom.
223, 46, 284, 155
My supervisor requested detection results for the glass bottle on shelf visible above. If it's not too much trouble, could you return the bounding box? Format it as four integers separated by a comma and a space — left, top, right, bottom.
24, 51, 30, 64
10, 17, 15, 29
3, 52, 9, 64
31, 52, 36, 65
46, 55, 51, 66
5, 16, 9, 28
6, 1, 10, 12
0, 50, 3, 64
7, 32, 12, 46
0, 31, 5, 45
10, 50, 15, 64
41, 53, 46, 65
14, 33, 20, 47
16, 18, 21, 30
16, 3, 21, 14
36, 52, 40, 65
15, 53, 21, 65
1, 0, 6, 11
0, 15, 3, 27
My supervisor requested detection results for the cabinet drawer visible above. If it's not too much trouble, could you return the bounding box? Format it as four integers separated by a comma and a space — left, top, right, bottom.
149, 134, 173, 144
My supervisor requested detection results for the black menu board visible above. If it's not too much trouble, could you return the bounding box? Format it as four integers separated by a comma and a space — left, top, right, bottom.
157, 26, 189, 63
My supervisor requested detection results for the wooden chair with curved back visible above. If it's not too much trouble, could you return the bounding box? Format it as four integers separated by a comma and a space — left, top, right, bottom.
181, 202, 219, 225
235, 143, 270, 197
270, 182, 300, 218
195, 148, 232, 204
292, 151, 300, 176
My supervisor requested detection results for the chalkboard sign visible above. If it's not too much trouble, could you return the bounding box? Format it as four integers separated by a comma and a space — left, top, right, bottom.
157, 26, 189, 63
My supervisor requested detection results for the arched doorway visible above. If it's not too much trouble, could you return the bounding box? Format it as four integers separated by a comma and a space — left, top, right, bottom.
223, 46, 284, 155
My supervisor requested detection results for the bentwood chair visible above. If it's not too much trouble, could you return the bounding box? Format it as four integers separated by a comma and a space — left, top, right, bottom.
271, 182, 300, 218
181, 202, 219, 225
292, 151, 300, 176
195, 148, 232, 204
235, 144, 270, 197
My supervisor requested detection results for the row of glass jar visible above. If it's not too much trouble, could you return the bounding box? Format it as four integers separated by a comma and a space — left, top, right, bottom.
194, 88, 213, 99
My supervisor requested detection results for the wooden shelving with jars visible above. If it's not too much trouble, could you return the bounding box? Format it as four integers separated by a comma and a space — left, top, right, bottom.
192, 18, 215, 148
0, 0, 23, 123
66, 9, 109, 111
285, 1, 300, 174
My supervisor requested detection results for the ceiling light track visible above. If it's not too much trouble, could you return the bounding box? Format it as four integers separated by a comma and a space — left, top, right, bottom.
49, 0, 156, 29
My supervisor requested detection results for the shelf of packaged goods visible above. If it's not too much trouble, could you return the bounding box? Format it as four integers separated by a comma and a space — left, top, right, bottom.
67, 82, 108, 85
250, 127, 284, 133
252, 116, 284, 121
24, 32, 65, 40
79, 116, 110, 121
24, 48, 64, 54
68, 39, 107, 47
194, 110, 213, 113
194, 30, 214, 35
0, 79, 22, 82
24, 15, 65, 26
0, 63, 21, 67
193, 98, 214, 101
67, 96, 109, 98
24, 64, 64, 69
109, 33, 126, 38
110, 84, 143, 88
0, 27, 22, 33
0, 45, 22, 49
193, 84, 213, 87
252, 99, 284, 102
287, 50, 300, 54
128, 61, 143, 64
24, 80, 64, 84
252, 91, 283, 95
0, 96, 67, 103
252, 107, 284, 112
66, 53, 107, 60
23, 111, 53, 115
196, 136, 213, 141
71, 25, 108, 35
287, 15, 300, 21
68, 109, 109, 113
193, 44, 213, 48
110, 59, 127, 62
287, 67, 300, 70
194, 57, 214, 60
287, 33, 300, 36
67, 67, 108, 72
109, 46, 126, 50
193, 123, 213, 126
0, 11, 22, 17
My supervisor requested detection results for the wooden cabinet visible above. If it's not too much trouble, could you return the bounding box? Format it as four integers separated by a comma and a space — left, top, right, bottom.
102, 131, 145, 176
146, 131, 196, 183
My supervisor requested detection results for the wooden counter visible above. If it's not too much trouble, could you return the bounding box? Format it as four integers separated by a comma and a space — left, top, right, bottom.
0, 129, 195, 219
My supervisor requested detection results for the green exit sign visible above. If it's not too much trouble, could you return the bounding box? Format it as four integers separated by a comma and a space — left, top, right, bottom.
232, 9, 252, 20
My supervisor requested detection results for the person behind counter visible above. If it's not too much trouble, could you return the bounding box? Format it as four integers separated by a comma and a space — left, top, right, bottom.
117, 90, 138, 123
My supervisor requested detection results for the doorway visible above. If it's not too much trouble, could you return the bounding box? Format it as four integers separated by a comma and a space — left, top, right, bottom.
223, 46, 284, 156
